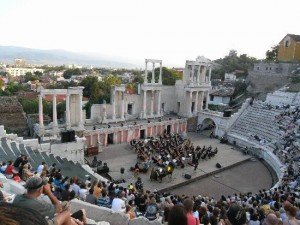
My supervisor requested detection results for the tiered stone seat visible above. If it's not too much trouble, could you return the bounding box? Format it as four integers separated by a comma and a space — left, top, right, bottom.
1, 138, 16, 159
228, 103, 282, 144
0, 138, 96, 181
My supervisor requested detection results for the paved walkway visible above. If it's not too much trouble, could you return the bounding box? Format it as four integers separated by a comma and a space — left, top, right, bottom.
87, 133, 262, 193
171, 159, 273, 199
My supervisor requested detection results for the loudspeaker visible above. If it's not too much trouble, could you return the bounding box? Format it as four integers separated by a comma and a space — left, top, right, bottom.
69, 130, 75, 142
120, 167, 125, 174
223, 110, 232, 117
184, 174, 191, 179
216, 163, 222, 168
61, 131, 69, 143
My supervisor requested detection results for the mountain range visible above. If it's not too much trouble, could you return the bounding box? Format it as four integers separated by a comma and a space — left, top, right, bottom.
0, 46, 136, 68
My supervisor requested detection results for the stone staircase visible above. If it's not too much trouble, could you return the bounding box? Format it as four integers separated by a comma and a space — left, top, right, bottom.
0, 137, 96, 181
227, 102, 282, 145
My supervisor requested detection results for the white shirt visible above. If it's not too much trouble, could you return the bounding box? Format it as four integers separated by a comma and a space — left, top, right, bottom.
37, 164, 44, 174
111, 198, 125, 212
79, 188, 88, 200
70, 183, 80, 196
0, 165, 7, 173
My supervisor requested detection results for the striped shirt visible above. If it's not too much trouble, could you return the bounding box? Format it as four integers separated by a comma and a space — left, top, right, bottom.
97, 196, 110, 208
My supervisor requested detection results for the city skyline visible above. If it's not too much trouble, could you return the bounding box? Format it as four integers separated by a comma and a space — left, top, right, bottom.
0, 0, 299, 67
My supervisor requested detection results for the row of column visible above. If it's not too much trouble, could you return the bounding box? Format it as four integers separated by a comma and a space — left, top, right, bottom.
38, 93, 83, 132
142, 90, 161, 118
189, 65, 211, 84
188, 90, 209, 116
111, 90, 125, 120
144, 61, 162, 84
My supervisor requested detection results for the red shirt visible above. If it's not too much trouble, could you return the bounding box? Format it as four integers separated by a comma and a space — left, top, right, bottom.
5, 165, 13, 175
187, 213, 199, 225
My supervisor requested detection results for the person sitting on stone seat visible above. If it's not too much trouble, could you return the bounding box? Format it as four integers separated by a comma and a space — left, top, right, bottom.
13, 154, 26, 170
13, 176, 88, 225
0, 202, 49, 225
5, 160, 14, 179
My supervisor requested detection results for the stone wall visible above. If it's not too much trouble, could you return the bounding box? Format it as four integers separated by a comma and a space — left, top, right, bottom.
70, 199, 162, 225
246, 62, 300, 95
197, 111, 230, 137
246, 73, 290, 94
50, 139, 85, 164
0, 96, 28, 136
161, 86, 176, 114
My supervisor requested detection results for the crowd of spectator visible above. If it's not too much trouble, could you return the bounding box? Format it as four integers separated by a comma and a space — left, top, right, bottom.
0, 104, 300, 225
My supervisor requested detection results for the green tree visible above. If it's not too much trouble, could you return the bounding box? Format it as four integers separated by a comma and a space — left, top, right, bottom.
19, 98, 39, 114
212, 50, 257, 80
34, 71, 43, 77
63, 68, 82, 79
132, 74, 144, 84
147, 67, 182, 85
233, 80, 247, 97
266, 45, 279, 62
0, 71, 8, 77
0, 79, 4, 90
103, 74, 122, 87
24, 72, 39, 82
80, 76, 100, 98
5, 82, 25, 95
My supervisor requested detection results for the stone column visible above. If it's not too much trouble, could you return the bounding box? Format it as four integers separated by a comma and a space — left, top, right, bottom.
151, 62, 155, 84
38, 94, 44, 129
52, 94, 58, 129
192, 65, 195, 82
159, 62, 162, 84
194, 91, 198, 115
144, 61, 148, 84
197, 65, 201, 84
143, 90, 147, 118
78, 93, 84, 128
104, 133, 108, 147
157, 90, 161, 116
199, 91, 204, 110
206, 91, 209, 109
200, 65, 205, 83
121, 92, 125, 120
208, 67, 212, 84
189, 65, 192, 83
150, 90, 154, 116
66, 94, 71, 129
189, 91, 193, 116
112, 90, 116, 120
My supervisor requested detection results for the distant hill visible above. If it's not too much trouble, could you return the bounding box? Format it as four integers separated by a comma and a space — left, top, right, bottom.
0, 46, 136, 68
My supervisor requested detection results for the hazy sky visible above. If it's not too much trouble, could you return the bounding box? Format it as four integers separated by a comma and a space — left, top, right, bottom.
0, 0, 299, 67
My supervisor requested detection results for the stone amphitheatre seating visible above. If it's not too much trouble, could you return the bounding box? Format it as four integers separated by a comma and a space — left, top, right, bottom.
228, 102, 282, 144
0, 137, 96, 181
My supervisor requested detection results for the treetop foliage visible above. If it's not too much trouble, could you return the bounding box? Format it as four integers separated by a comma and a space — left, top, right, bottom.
212, 50, 257, 80
265, 45, 279, 62
63, 68, 82, 79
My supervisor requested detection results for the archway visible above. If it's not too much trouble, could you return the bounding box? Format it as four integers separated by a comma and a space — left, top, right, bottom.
198, 118, 216, 137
